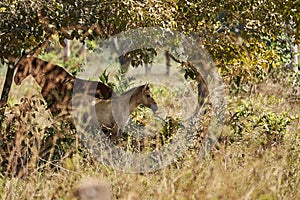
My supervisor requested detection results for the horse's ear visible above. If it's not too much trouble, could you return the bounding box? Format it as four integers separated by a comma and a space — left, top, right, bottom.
145, 82, 150, 90
21, 50, 26, 56
21, 50, 36, 58
20, 50, 31, 59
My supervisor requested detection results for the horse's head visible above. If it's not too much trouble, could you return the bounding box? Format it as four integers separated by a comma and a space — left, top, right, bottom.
14, 54, 34, 85
139, 83, 158, 113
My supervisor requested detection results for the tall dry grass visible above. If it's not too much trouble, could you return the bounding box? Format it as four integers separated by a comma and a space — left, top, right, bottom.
0, 62, 299, 199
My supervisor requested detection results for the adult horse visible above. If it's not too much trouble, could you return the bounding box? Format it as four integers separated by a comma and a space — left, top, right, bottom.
14, 54, 114, 117
94, 83, 158, 141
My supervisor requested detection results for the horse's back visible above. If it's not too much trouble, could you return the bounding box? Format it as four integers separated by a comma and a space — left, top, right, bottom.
73, 78, 113, 99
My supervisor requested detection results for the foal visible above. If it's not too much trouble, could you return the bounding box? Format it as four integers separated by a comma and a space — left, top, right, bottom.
14, 54, 114, 117
94, 83, 158, 140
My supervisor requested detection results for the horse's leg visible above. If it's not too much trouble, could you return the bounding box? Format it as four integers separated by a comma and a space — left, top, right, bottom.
110, 125, 122, 144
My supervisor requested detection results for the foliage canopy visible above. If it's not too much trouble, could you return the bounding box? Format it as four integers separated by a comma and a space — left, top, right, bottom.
0, 0, 298, 63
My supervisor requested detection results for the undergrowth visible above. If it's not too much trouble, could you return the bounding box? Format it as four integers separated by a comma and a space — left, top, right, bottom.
0, 43, 299, 199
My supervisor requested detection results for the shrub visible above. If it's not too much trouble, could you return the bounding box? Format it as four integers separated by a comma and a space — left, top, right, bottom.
226, 98, 294, 149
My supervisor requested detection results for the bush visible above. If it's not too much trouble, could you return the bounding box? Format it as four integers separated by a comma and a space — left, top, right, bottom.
0, 97, 77, 177
226, 98, 295, 149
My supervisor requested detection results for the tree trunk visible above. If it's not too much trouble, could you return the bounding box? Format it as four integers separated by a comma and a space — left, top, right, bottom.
63, 39, 70, 63
292, 44, 298, 71
165, 51, 171, 76
0, 62, 15, 124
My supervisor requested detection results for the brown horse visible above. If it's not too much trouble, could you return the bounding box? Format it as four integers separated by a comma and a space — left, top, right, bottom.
14, 54, 114, 117
94, 83, 158, 141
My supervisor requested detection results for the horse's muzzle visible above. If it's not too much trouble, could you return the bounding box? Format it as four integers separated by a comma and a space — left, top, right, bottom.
151, 104, 158, 113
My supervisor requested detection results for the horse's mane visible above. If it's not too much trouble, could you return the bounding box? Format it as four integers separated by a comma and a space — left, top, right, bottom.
16, 55, 73, 77
119, 84, 145, 97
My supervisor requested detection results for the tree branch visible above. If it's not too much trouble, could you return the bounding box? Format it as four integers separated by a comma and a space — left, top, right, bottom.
0, 61, 15, 125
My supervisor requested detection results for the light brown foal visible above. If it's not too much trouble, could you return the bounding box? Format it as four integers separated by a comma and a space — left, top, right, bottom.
94, 83, 158, 141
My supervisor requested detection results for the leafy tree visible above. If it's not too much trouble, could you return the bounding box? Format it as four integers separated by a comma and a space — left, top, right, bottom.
0, 0, 298, 116
0, 0, 176, 118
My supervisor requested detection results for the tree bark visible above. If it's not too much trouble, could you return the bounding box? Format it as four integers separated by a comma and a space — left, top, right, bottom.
0, 62, 15, 124
165, 51, 171, 76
